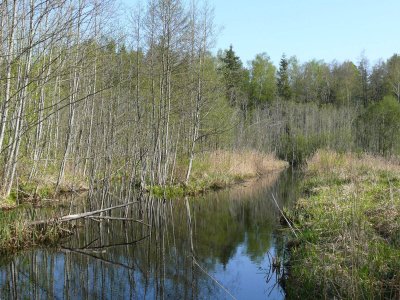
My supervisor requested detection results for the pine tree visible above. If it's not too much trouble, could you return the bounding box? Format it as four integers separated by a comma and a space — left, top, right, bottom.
277, 54, 292, 100
220, 45, 243, 106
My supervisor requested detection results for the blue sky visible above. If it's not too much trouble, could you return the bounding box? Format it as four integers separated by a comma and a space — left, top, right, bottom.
214, 0, 400, 65
121, 0, 400, 66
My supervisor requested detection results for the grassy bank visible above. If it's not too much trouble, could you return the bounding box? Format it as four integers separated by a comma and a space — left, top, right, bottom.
286, 150, 400, 299
151, 150, 288, 197
0, 164, 87, 255
0, 207, 70, 255
0, 165, 88, 210
0, 150, 286, 255
0, 173, 87, 255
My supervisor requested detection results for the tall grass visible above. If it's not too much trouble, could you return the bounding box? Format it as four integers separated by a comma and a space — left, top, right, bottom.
0, 210, 55, 255
0, 204, 72, 255
192, 150, 287, 179
286, 150, 400, 299
154, 150, 288, 197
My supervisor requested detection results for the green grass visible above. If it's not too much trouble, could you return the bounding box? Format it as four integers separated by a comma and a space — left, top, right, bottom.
0, 205, 71, 256
286, 150, 400, 299
149, 173, 247, 198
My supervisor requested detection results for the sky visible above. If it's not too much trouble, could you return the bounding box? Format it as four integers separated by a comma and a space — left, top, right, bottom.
213, 0, 400, 66
121, 0, 400, 66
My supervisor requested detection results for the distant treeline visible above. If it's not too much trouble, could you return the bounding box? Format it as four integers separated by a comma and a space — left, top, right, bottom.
0, 0, 399, 201
218, 46, 400, 163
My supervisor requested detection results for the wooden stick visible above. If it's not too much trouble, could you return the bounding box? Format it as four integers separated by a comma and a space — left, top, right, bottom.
30, 201, 140, 226
192, 256, 237, 300
271, 193, 298, 238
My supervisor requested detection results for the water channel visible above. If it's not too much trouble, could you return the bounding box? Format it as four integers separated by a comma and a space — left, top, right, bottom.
0, 169, 299, 299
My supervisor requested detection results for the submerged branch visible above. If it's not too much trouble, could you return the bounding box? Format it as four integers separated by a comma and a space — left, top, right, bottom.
192, 255, 237, 300
271, 193, 299, 238
30, 201, 140, 226
80, 235, 150, 250
60, 247, 136, 270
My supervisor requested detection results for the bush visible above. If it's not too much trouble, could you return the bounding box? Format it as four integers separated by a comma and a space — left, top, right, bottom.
277, 134, 324, 166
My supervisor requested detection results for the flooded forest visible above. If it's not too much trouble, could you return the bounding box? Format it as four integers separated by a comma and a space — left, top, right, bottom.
0, 0, 399, 299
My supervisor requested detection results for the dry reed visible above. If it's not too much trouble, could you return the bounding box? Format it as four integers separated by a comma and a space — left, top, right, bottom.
286, 149, 400, 299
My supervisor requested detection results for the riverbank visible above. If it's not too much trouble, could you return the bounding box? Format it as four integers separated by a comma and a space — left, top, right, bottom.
0, 165, 295, 299
0, 175, 88, 211
0, 206, 72, 255
285, 150, 400, 299
151, 150, 288, 197
0, 150, 287, 256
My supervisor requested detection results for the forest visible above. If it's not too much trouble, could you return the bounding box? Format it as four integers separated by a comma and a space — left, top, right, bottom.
0, 0, 399, 202
0, 0, 399, 299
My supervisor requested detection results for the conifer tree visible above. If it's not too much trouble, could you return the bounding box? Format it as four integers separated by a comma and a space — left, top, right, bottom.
277, 54, 292, 100
220, 45, 243, 105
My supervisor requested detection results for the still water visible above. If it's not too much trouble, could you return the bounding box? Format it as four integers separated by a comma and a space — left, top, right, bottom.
0, 170, 299, 300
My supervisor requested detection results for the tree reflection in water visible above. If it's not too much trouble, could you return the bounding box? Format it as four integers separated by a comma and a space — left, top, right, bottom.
0, 169, 300, 299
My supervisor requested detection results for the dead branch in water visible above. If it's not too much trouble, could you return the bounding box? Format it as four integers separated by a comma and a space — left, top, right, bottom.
271, 193, 299, 238
60, 247, 135, 270
192, 255, 237, 300
30, 201, 140, 226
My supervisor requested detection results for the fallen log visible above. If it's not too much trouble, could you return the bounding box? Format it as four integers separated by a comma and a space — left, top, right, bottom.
30, 201, 140, 226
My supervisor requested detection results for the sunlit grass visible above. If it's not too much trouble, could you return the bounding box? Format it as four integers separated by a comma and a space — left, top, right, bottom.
0, 204, 71, 256
152, 150, 288, 197
286, 150, 400, 299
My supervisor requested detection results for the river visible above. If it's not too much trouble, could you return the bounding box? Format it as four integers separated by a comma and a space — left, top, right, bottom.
0, 169, 299, 299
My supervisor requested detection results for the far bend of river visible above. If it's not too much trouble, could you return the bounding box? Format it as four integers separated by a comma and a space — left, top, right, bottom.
0, 169, 300, 300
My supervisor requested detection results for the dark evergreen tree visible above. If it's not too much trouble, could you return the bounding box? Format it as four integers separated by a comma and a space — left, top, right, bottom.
277, 54, 292, 100
220, 45, 244, 106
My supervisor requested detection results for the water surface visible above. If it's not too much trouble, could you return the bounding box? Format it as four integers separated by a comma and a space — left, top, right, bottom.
0, 170, 299, 299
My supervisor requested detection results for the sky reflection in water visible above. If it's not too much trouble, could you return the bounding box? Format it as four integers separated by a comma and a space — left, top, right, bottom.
0, 170, 298, 299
